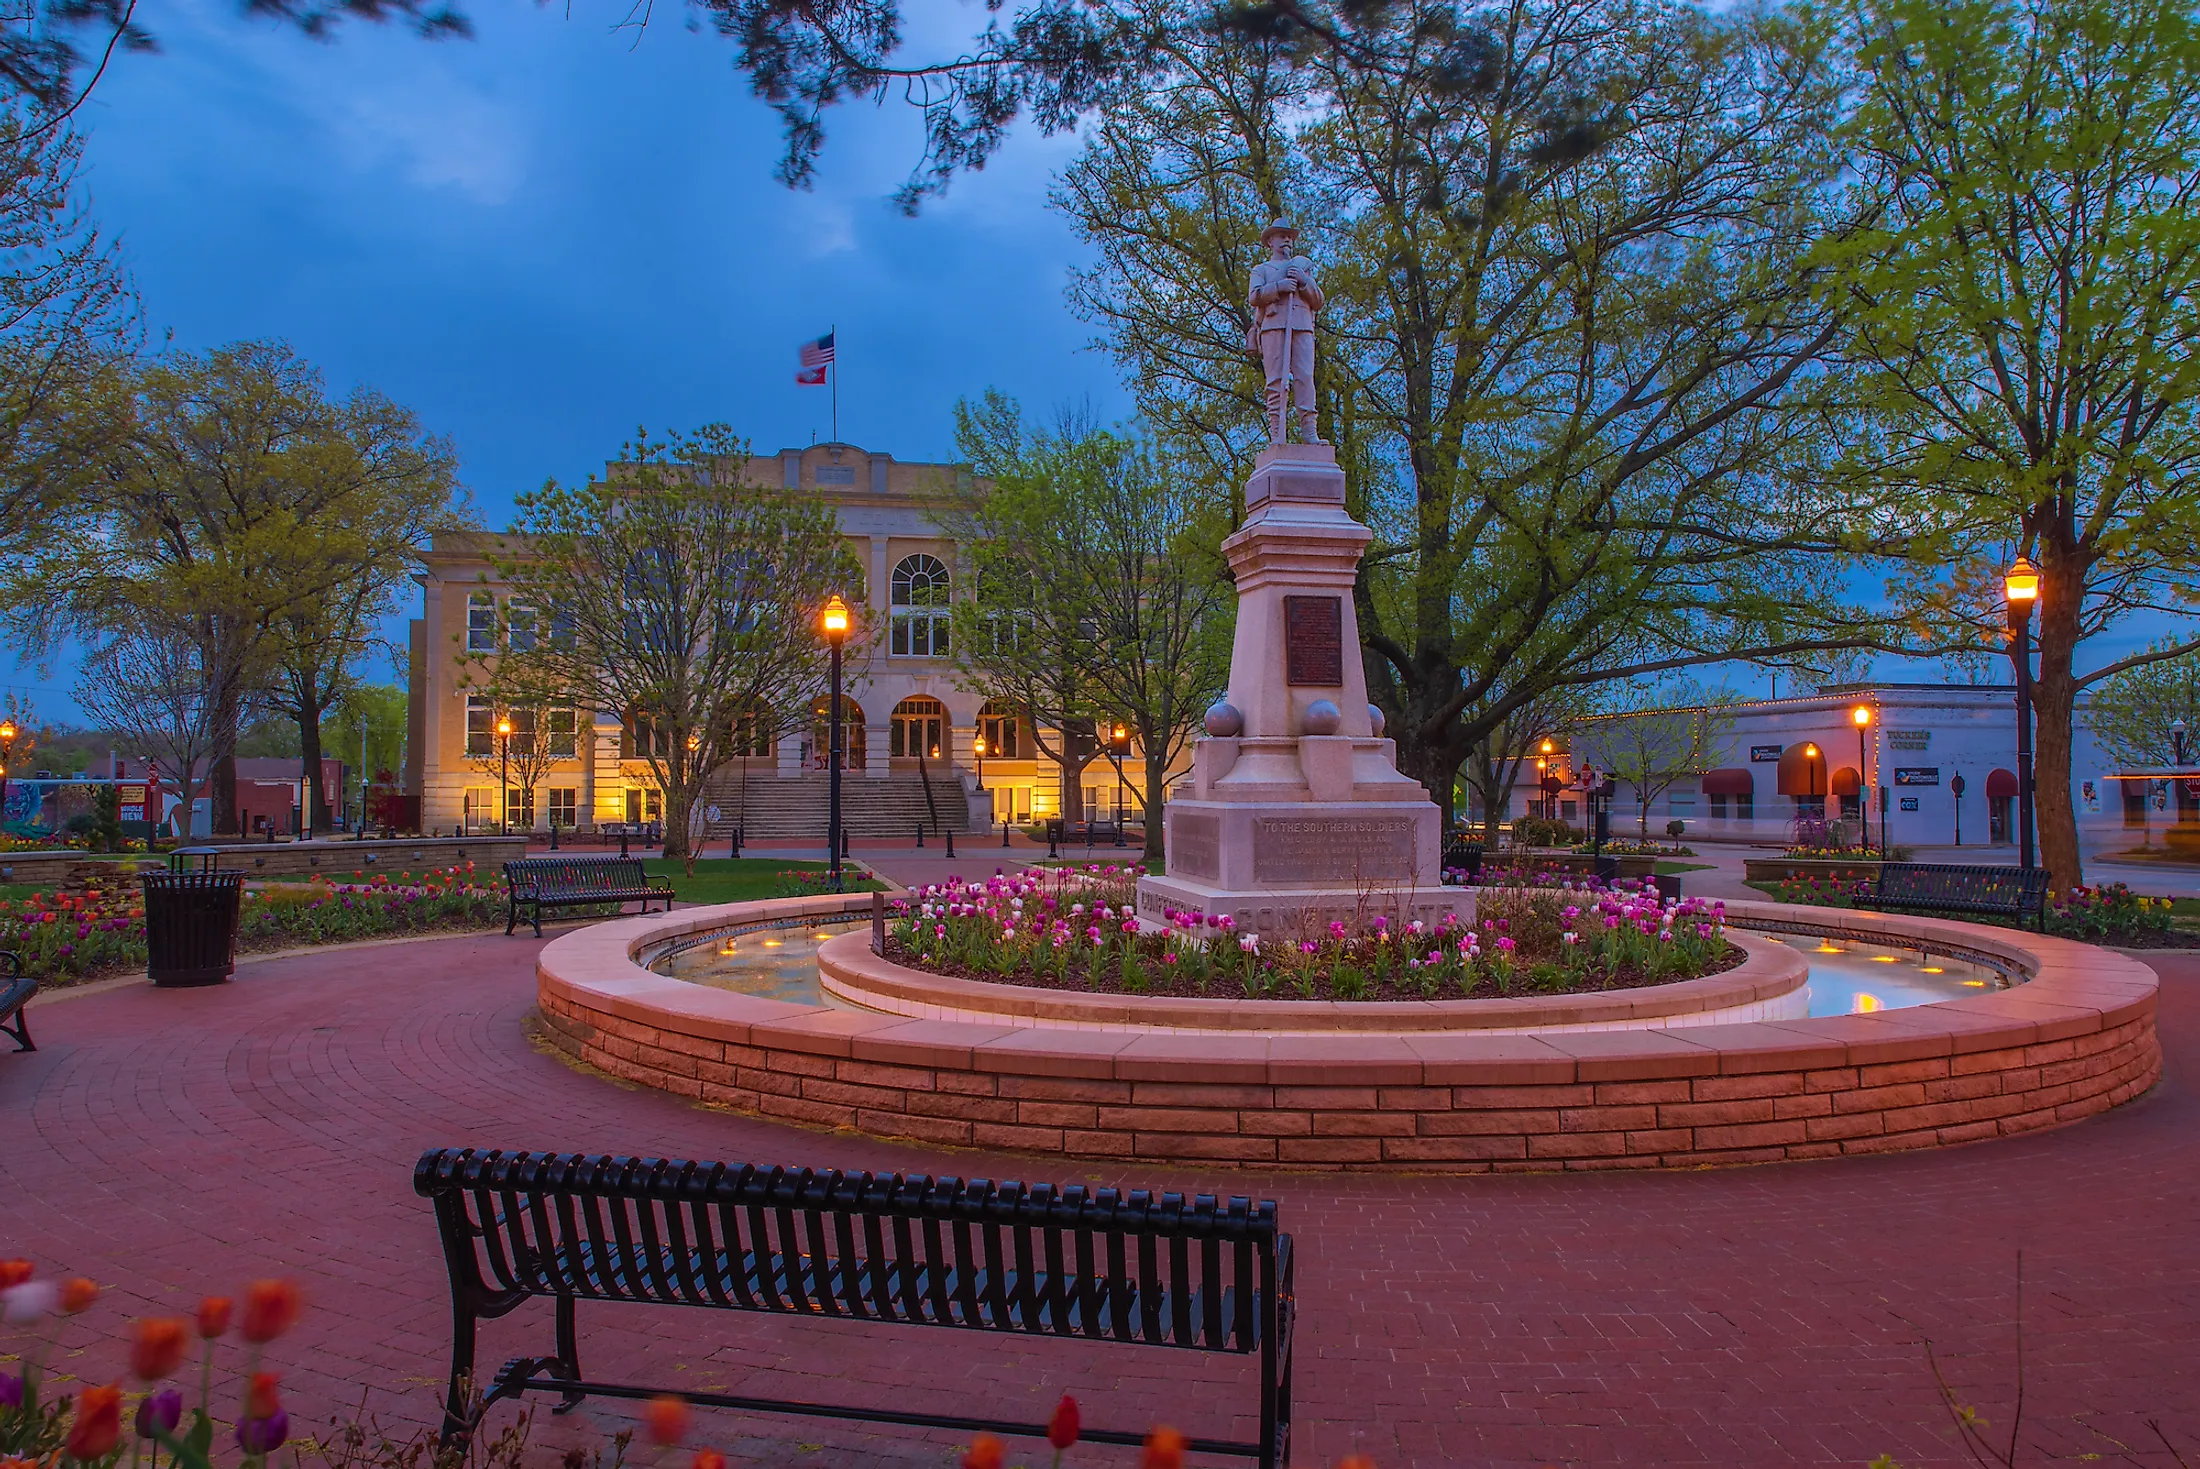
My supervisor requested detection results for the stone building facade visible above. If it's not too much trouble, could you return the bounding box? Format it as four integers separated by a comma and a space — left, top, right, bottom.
404, 441, 1169, 838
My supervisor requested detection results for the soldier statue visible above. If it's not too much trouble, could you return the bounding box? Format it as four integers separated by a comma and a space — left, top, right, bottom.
1245, 219, 1325, 445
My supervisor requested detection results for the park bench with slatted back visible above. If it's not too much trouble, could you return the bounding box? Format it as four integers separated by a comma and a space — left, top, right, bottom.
413, 1148, 1294, 1467
502, 857, 675, 938
1857, 862, 2052, 929
1, 951, 32, 1053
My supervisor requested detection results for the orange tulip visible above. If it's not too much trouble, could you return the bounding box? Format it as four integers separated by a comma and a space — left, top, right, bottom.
691, 1452, 724, 1469
238, 1280, 302, 1344
1339, 1458, 1377, 1469
245, 1372, 283, 1421
198, 1297, 232, 1339
644, 1395, 689, 1446
1047, 1395, 1081, 1450
961, 1434, 1006, 1469
59, 1277, 98, 1315
0, 1260, 30, 1290
130, 1318, 192, 1381
1141, 1426, 1187, 1469
66, 1384, 124, 1460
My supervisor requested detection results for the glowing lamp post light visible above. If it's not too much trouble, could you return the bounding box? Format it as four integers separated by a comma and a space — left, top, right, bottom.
820, 594, 851, 890
496, 715, 514, 836
0, 717, 14, 823
1110, 723, 1132, 846
1851, 704, 1873, 852
2005, 556, 2039, 873
1803, 741, 1822, 819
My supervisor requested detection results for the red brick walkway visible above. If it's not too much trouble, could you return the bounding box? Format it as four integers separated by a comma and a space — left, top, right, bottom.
4, 935, 2197, 1467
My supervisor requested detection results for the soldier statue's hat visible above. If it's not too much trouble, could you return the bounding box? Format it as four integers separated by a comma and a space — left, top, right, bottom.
1261, 219, 1298, 244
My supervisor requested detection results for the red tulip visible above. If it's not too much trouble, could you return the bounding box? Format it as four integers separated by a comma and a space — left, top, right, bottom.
239, 1280, 302, 1343
962, 1435, 1006, 1469
1141, 1426, 1187, 1469
1339, 1457, 1377, 1469
197, 1297, 232, 1339
1047, 1395, 1081, 1450
59, 1277, 98, 1315
131, 1318, 191, 1381
0, 1261, 29, 1290
645, 1395, 690, 1446
691, 1452, 724, 1469
66, 1384, 124, 1460
245, 1372, 283, 1421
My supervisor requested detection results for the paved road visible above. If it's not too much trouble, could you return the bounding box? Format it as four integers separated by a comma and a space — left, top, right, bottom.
8, 935, 2198, 1467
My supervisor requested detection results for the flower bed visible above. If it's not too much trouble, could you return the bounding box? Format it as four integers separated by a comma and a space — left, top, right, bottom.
1748, 874, 2195, 948
890, 867, 1740, 1003
3, 866, 511, 987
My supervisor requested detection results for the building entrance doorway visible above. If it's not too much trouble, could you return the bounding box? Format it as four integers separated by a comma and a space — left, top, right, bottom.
891, 696, 947, 760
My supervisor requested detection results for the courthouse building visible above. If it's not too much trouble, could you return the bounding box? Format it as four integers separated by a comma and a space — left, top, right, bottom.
404, 441, 1169, 840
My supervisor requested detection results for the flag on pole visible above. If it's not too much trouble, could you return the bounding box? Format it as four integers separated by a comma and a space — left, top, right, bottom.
796, 331, 835, 385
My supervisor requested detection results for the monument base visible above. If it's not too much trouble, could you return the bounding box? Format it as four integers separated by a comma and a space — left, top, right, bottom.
1136, 796, 1465, 936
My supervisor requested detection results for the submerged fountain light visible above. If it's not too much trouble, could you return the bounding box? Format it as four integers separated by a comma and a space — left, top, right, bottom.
1919, 965, 1945, 974
1853, 993, 1882, 1013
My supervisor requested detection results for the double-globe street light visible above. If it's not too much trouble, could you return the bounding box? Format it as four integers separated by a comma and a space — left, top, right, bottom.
820, 594, 851, 891
496, 715, 513, 837
2006, 557, 2040, 873
1851, 704, 1873, 852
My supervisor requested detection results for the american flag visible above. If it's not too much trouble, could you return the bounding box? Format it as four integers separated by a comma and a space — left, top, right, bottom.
796, 331, 834, 384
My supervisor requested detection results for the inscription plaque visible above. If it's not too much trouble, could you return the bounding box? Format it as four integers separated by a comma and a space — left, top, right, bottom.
1284, 596, 1344, 686
1170, 812, 1221, 880
1251, 816, 1415, 885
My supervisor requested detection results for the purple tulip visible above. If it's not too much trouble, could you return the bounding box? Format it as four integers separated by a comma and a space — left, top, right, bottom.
236, 1409, 290, 1454
0, 1370, 22, 1408
137, 1387, 183, 1438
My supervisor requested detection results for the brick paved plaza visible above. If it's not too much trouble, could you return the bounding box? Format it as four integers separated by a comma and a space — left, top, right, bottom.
6, 933, 2199, 1467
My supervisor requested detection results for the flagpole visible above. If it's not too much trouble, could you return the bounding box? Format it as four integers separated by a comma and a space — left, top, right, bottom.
831, 323, 838, 444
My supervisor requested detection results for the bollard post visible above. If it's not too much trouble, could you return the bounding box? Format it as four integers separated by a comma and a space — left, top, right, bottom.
871, 890, 887, 956
915, 822, 925, 849
619, 829, 630, 860
1002, 821, 1011, 848
945, 829, 956, 858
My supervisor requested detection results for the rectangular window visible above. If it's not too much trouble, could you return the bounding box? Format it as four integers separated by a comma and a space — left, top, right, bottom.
1736, 793, 1754, 820
506, 601, 538, 653
979, 713, 1021, 759
462, 787, 495, 831
465, 696, 494, 757
466, 592, 498, 652
1709, 793, 1728, 819
890, 611, 948, 657
545, 708, 577, 758
548, 788, 577, 827
624, 712, 672, 759
505, 786, 536, 830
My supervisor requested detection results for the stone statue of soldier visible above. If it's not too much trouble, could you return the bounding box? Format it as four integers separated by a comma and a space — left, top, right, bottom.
1245, 219, 1325, 445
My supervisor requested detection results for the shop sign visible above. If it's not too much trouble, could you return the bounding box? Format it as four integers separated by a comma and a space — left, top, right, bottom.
1899, 797, 1920, 812
1749, 744, 1783, 762
119, 783, 147, 822
1894, 767, 1940, 786
1887, 730, 1932, 751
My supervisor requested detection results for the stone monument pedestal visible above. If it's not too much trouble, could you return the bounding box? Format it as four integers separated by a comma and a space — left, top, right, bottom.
1135, 443, 1460, 936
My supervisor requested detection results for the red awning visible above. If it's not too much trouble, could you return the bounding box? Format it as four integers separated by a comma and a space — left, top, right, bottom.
1830, 766, 1862, 796
1701, 768, 1755, 796
1986, 768, 2018, 798
1776, 743, 1828, 796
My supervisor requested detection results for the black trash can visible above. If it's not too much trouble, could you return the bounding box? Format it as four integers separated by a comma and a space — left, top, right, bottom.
1442, 842, 1485, 882
142, 871, 244, 987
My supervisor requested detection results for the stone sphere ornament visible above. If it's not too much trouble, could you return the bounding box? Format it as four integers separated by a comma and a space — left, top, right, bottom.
1302, 699, 1343, 735
1368, 704, 1386, 737
1204, 701, 1245, 737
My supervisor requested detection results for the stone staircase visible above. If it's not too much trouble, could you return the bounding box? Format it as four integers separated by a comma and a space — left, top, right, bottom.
694, 767, 969, 843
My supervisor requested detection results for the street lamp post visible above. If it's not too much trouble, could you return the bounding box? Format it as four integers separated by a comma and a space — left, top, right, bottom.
821, 594, 851, 891
2174, 716, 2190, 768
2006, 557, 2040, 873
0, 718, 15, 827
1539, 738, 1556, 819
1803, 742, 1822, 824
496, 715, 513, 837
973, 734, 988, 828
1110, 723, 1131, 847
1851, 705, 1873, 852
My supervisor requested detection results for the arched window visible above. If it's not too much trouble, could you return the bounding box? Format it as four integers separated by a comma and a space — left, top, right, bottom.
890, 554, 951, 657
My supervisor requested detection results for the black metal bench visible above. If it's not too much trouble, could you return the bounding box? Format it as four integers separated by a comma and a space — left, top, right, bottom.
1857, 862, 2051, 929
503, 857, 675, 938
414, 1148, 1293, 1467
1, 952, 33, 1053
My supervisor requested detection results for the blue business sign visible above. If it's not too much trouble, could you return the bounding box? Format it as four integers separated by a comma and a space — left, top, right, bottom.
1899, 796, 1920, 812
1894, 767, 1940, 786
1750, 745, 1783, 762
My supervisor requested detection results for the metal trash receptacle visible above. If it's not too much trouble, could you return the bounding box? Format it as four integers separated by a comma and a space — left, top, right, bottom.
142, 870, 244, 987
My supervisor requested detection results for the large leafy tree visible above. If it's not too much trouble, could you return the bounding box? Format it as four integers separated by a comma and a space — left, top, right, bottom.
945, 394, 1235, 866
1058, 0, 1883, 827
20, 341, 464, 834
2086, 641, 2200, 769
477, 427, 856, 869
1825, 0, 2200, 889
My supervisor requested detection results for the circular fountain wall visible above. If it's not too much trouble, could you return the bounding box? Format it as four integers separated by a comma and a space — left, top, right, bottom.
535, 893, 2161, 1171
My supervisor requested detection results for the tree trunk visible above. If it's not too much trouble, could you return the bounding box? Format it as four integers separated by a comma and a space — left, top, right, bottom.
211, 683, 241, 837
1140, 741, 1168, 870
297, 693, 328, 835
2031, 568, 2086, 893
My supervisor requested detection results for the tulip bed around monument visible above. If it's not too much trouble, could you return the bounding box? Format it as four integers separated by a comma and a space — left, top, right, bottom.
4, 867, 510, 988
888, 865, 1741, 1002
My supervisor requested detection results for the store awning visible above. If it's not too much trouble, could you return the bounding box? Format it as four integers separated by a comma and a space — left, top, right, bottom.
1986, 767, 2018, 798
1701, 768, 1755, 796
1830, 766, 1862, 796
1776, 743, 1828, 797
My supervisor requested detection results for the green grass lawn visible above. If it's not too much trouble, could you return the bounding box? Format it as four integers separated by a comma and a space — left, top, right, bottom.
633, 857, 881, 906
0, 882, 36, 904
1656, 861, 1715, 876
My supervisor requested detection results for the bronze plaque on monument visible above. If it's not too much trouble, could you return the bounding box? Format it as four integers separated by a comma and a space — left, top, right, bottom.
1284, 595, 1343, 686
1250, 816, 1416, 884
